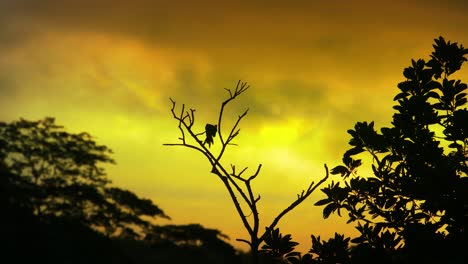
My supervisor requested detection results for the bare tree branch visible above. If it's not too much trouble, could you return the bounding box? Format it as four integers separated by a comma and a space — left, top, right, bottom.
165, 82, 255, 238
236, 238, 252, 246
216, 80, 249, 162
164, 81, 328, 264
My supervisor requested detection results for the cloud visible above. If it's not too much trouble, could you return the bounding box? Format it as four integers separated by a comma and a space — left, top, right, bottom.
3, 0, 467, 62
2, 0, 468, 95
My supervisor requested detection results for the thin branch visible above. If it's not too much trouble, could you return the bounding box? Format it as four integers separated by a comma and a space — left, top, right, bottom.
188, 109, 196, 128
223, 168, 254, 209
230, 173, 247, 182
236, 238, 252, 246
246, 178, 260, 238
163, 143, 208, 158
219, 175, 254, 234
239, 167, 249, 178
248, 164, 262, 181
216, 81, 250, 162
194, 131, 205, 137
217, 109, 249, 162
259, 164, 329, 243
254, 195, 261, 203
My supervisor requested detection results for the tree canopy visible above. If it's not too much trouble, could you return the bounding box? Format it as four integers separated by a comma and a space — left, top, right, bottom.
313, 36, 468, 263
0, 117, 169, 238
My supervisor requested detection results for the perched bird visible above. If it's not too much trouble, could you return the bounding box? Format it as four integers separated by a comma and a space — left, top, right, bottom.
204, 124, 217, 147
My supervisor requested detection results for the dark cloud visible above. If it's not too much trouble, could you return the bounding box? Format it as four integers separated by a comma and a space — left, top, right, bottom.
1, 0, 253, 48
3, 0, 466, 55
0, 0, 466, 90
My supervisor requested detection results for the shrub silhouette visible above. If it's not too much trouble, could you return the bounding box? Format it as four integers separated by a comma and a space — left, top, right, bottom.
314, 36, 468, 263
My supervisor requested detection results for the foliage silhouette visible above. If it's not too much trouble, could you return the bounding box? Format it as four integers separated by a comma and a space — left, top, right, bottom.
165, 81, 329, 264
0, 117, 240, 264
259, 228, 301, 264
309, 233, 351, 264
314, 36, 468, 263
145, 224, 240, 264
0, 117, 169, 238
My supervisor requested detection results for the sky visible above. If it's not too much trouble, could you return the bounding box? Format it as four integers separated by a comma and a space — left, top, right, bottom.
1, 0, 468, 253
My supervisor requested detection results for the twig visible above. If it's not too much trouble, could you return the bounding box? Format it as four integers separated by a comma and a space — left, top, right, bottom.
259, 164, 329, 243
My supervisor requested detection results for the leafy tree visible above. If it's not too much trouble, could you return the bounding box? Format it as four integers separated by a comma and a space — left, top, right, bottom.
315, 37, 468, 263
0, 117, 169, 239
165, 81, 329, 264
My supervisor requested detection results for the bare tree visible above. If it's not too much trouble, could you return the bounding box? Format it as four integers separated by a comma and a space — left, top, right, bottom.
164, 80, 329, 264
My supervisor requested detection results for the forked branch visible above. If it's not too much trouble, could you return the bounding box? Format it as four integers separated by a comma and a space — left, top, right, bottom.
217, 80, 250, 162
164, 81, 328, 264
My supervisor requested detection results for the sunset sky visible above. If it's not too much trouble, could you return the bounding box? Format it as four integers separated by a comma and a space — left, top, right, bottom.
1, 0, 468, 253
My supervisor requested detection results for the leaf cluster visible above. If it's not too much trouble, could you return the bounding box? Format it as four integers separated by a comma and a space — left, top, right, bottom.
259, 228, 301, 263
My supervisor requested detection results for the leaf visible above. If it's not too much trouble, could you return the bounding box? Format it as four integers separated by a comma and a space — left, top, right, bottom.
331, 165, 349, 176
455, 97, 467, 107
345, 147, 365, 156
351, 159, 362, 168
403, 67, 415, 79
314, 198, 331, 206
393, 92, 408, 101
351, 236, 366, 244
323, 203, 338, 219
448, 142, 461, 149
433, 102, 448, 110
384, 196, 397, 209
426, 91, 440, 99
455, 92, 466, 101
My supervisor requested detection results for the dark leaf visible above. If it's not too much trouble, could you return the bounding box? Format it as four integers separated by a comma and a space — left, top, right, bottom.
323, 203, 338, 219
331, 165, 349, 176
315, 198, 331, 206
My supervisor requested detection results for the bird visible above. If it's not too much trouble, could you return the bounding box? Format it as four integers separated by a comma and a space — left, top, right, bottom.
204, 124, 217, 147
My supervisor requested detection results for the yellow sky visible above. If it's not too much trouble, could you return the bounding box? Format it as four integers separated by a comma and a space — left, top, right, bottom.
1, 0, 468, 253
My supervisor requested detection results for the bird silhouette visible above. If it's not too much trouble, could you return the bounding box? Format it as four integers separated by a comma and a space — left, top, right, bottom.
204, 124, 217, 147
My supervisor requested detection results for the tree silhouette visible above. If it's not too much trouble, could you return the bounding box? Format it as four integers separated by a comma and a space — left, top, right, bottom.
0, 117, 169, 239
165, 81, 329, 264
314, 37, 468, 263
1, 117, 243, 263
